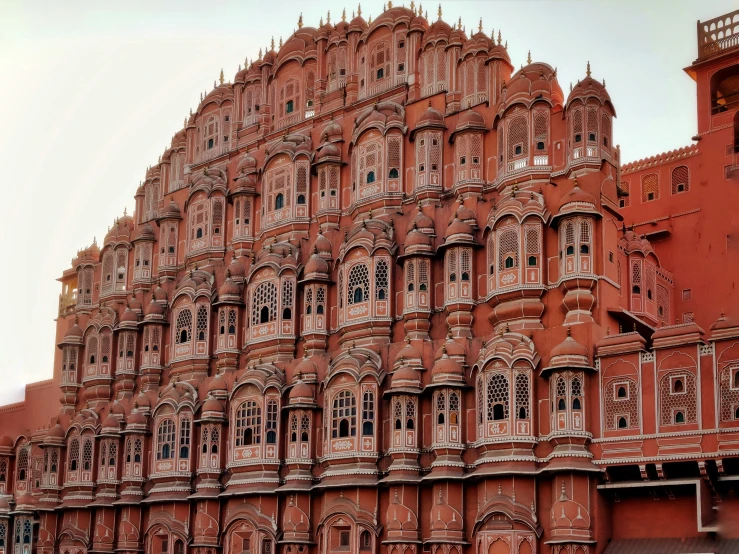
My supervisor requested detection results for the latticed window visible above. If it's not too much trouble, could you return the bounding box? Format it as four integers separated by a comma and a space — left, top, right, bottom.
175, 309, 192, 344
515, 373, 530, 419
296, 162, 309, 205
266, 400, 278, 444
100, 332, 111, 364
235, 400, 262, 446
572, 109, 583, 143
252, 281, 278, 325
82, 436, 93, 472
571, 377, 583, 410
101, 252, 115, 294
601, 113, 611, 148
449, 392, 460, 425
179, 417, 191, 458
156, 419, 176, 460
486, 373, 509, 421
556, 377, 567, 411
719, 366, 739, 421
657, 285, 670, 324
202, 116, 219, 151
508, 115, 529, 158
604, 379, 639, 430
579, 220, 591, 254
388, 135, 402, 180
642, 173, 659, 202
77, 267, 93, 307
498, 227, 519, 269
533, 111, 548, 150
195, 305, 208, 341
212, 198, 224, 235
67, 438, 79, 473
631, 261, 642, 293
265, 164, 291, 215
227, 309, 237, 334
331, 390, 357, 438
347, 263, 370, 305
362, 389, 375, 436
281, 279, 294, 319
279, 77, 300, 119
619, 181, 630, 208
671, 165, 689, 194
525, 226, 540, 265
369, 40, 391, 83
189, 200, 210, 244
660, 372, 697, 426
375, 259, 389, 300
586, 107, 598, 143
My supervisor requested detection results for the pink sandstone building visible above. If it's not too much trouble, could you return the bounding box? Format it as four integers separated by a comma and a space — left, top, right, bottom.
1, 4, 738, 554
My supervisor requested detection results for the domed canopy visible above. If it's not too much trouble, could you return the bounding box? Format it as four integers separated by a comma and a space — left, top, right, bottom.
430, 349, 466, 387
302, 250, 331, 282
410, 102, 446, 140
217, 273, 243, 304
389, 364, 422, 394
500, 62, 563, 113
202, 394, 225, 417
407, 205, 435, 234
288, 379, 315, 406
133, 223, 156, 242
207, 373, 228, 397
59, 319, 84, 347
104, 215, 133, 246
441, 217, 476, 248
394, 338, 423, 369
120, 306, 139, 325
158, 200, 182, 220
455, 108, 487, 134
101, 414, 121, 434
567, 63, 615, 115
553, 177, 599, 221
541, 328, 592, 375
710, 311, 739, 341
294, 355, 318, 381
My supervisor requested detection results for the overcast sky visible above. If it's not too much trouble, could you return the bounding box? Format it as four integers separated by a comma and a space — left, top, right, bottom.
0, 0, 733, 405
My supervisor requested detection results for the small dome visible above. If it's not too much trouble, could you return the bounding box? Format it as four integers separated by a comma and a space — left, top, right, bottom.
120, 306, 139, 324
395, 339, 422, 366
134, 223, 156, 242
567, 66, 614, 114
101, 414, 120, 432
435, 334, 466, 360
202, 395, 224, 414
145, 298, 164, 316
456, 108, 486, 132
159, 201, 182, 219
0, 436, 13, 448
313, 232, 332, 256
65, 321, 84, 339
453, 199, 477, 224
544, 329, 591, 372
153, 286, 168, 302
407, 206, 434, 234
46, 421, 65, 440
711, 312, 739, 334
110, 401, 125, 416
228, 257, 247, 279
295, 355, 318, 380
404, 227, 433, 248
412, 102, 446, 138
236, 153, 258, 175
219, 276, 241, 298
127, 408, 147, 426
391, 364, 422, 391
315, 142, 342, 162
0, 496, 10, 512
207, 373, 228, 396
444, 217, 474, 240
304, 252, 330, 280
422, 18, 453, 44
289, 380, 314, 403
431, 351, 465, 384
320, 120, 344, 143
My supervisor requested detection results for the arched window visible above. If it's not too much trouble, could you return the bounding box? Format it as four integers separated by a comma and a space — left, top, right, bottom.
331, 390, 357, 438
179, 417, 191, 459
266, 400, 278, 444
252, 281, 278, 326
347, 263, 370, 305
486, 373, 509, 421
156, 419, 175, 460
235, 400, 262, 446
675, 411, 685, 424
618, 416, 628, 429
617, 385, 627, 398
176, 309, 192, 345
360, 530, 371, 551
196, 305, 208, 341
67, 438, 79, 472
375, 259, 389, 301
286, 100, 294, 114
275, 193, 284, 210
436, 392, 446, 425
388, 168, 399, 178
366, 171, 376, 184
673, 379, 684, 393
362, 390, 375, 436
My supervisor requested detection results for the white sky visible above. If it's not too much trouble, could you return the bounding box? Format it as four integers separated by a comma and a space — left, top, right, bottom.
0, 0, 733, 406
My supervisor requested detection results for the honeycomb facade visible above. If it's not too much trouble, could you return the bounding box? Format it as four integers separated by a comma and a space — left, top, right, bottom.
1, 5, 739, 554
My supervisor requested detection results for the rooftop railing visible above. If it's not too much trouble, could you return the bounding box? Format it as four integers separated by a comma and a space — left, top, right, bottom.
698, 10, 739, 60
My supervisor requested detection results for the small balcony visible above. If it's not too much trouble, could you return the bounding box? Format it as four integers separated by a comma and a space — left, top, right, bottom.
698, 10, 739, 61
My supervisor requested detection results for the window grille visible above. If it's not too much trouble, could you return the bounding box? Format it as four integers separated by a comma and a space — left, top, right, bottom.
332, 390, 357, 439
498, 227, 519, 268
235, 400, 262, 446
671, 165, 689, 194
515, 373, 530, 419
252, 281, 278, 325
266, 400, 278, 443
486, 373, 509, 421
508, 116, 528, 158
348, 263, 370, 304
362, 390, 375, 435
642, 173, 659, 202
156, 419, 176, 460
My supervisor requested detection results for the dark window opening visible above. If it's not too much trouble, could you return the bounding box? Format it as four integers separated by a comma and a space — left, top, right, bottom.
275, 193, 284, 210
675, 411, 685, 424
575, 133, 582, 143
581, 244, 589, 254
196, 228, 203, 239
536, 141, 545, 151
618, 417, 627, 429
283, 308, 292, 320
338, 419, 350, 438
566, 245, 575, 255
366, 171, 376, 183
286, 100, 294, 114
208, 138, 214, 149
316, 304, 324, 314
528, 255, 537, 267
260, 306, 270, 324
266, 430, 276, 444
573, 398, 581, 410
505, 256, 514, 269
557, 398, 566, 410
389, 168, 399, 178
297, 194, 306, 204
362, 421, 373, 435
493, 404, 505, 420
673, 379, 684, 393
377, 68, 384, 79
588, 132, 596, 142
514, 145, 522, 156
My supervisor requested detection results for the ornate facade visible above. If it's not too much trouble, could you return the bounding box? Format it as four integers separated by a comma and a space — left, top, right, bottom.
2, 5, 739, 554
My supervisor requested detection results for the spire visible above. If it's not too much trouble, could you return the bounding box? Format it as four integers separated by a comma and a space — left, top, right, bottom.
410, 0, 415, 14
586, 60, 591, 77
279, 36, 283, 48
342, 8, 346, 21
388, 1, 394, 8
298, 13, 303, 28
478, 18, 482, 32
219, 68, 224, 85
458, 16, 461, 30
327, 10, 331, 24
527, 50, 532, 64
258, 48, 262, 60
320, 16, 323, 26
497, 30, 502, 45
270, 36, 275, 50
437, 3, 441, 20
357, 3, 362, 16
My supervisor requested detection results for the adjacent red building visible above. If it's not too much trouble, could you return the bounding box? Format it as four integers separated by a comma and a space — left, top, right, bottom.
0, 5, 738, 554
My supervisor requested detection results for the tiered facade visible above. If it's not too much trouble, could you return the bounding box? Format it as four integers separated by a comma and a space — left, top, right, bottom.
2, 5, 739, 554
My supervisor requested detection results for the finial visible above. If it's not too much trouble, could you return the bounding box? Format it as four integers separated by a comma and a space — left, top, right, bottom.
410, 0, 415, 14
497, 30, 502, 45
320, 16, 324, 26
458, 16, 461, 29
213, 80, 217, 89
478, 18, 483, 33
388, 0, 393, 7
219, 69, 224, 85
504, 40, 507, 49
383, 3, 386, 11
271, 36, 275, 50
570, 82, 573, 93
603, 77, 606, 87
527, 50, 532, 64
200, 92, 203, 102
298, 13, 303, 28
437, 3, 441, 20
342, 8, 346, 21
425, 9, 428, 18
327, 10, 331, 24
368, 15, 372, 24
586, 60, 591, 77
279, 37, 283, 48
258, 48, 262, 59
358, 3, 362, 16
